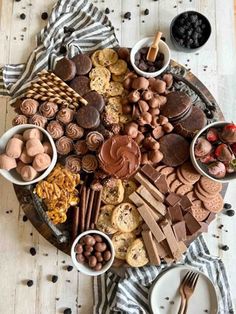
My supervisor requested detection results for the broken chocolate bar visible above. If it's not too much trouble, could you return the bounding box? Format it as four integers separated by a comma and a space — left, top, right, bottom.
179, 195, 193, 211
172, 221, 186, 241
165, 192, 181, 207
142, 230, 161, 265
134, 172, 164, 202
167, 204, 183, 223
184, 212, 202, 235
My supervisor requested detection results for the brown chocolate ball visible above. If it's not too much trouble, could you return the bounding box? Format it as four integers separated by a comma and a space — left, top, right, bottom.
84, 235, 96, 246
94, 263, 103, 271
76, 253, 85, 263
152, 79, 166, 94
95, 252, 103, 262
138, 100, 149, 113
103, 251, 112, 262
117, 47, 130, 61
85, 245, 94, 253
95, 242, 107, 252
142, 90, 153, 101
128, 90, 140, 103
132, 77, 149, 90
94, 235, 103, 243
75, 244, 83, 254
89, 256, 97, 268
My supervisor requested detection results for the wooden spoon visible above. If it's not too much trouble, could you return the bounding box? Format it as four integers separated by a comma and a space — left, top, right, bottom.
146, 31, 163, 62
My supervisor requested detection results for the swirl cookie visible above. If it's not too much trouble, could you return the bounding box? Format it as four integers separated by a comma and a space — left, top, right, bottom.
101, 178, 124, 205
112, 232, 136, 260
111, 203, 141, 232
126, 238, 149, 267
96, 205, 118, 234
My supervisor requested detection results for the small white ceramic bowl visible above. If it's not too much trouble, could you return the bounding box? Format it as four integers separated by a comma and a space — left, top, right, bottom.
130, 37, 171, 78
190, 121, 236, 183
0, 124, 57, 185
71, 230, 115, 276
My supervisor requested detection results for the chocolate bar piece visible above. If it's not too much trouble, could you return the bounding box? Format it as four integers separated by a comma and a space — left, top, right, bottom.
167, 204, 183, 223
141, 164, 161, 182
178, 241, 187, 254
184, 212, 202, 235
129, 192, 161, 221
172, 221, 186, 241
160, 219, 181, 259
179, 195, 192, 211
137, 205, 165, 242
154, 239, 170, 258
199, 222, 208, 233
136, 185, 166, 216
80, 186, 87, 232
142, 230, 161, 265
134, 172, 164, 202
165, 192, 181, 207
155, 174, 169, 194
204, 212, 216, 225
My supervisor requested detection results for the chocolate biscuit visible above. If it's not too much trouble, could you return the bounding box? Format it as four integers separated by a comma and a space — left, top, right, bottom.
69, 76, 90, 96
84, 91, 105, 113
76, 105, 100, 129
54, 57, 76, 82
72, 54, 92, 75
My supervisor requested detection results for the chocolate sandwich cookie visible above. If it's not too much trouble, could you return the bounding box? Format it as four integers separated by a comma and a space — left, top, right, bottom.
54, 57, 76, 82
159, 134, 190, 167
72, 54, 92, 75
84, 91, 105, 113
76, 105, 100, 129
174, 106, 207, 138
161, 91, 192, 122
69, 76, 90, 96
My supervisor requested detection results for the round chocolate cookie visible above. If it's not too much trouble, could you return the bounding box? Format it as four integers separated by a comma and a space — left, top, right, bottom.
84, 91, 105, 113
174, 106, 207, 138
69, 76, 90, 96
76, 105, 100, 129
159, 134, 190, 167
54, 57, 76, 82
72, 54, 92, 75
161, 92, 192, 122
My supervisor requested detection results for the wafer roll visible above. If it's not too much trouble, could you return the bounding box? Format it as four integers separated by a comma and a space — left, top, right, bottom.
72, 206, 80, 240
85, 189, 95, 231
80, 186, 87, 232
91, 190, 102, 228
32, 82, 73, 104
26, 91, 70, 108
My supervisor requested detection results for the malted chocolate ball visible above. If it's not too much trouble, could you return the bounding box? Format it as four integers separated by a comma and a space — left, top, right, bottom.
75, 243, 83, 254
94, 235, 103, 243
89, 256, 97, 268
76, 253, 85, 263
95, 252, 103, 262
94, 263, 103, 271
95, 242, 107, 252
83, 235, 96, 246
85, 245, 94, 253
103, 250, 112, 261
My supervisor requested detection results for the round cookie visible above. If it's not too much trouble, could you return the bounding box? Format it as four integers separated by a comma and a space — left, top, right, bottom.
98, 48, 118, 66
199, 177, 222, 195
90, 77, 109, 94
126, 239, 149, 267
111, 203, 141, 232
159, 166, 175, 176
176, 184, 193, 196
101, 178, 124, 205
109, 59, 127, 75
106, 81, 124, 97
76, 105, 100, 129
167, 172, 177, 186
69, 76, 90, 96
112, 232, 136, 260
170, 179, 183, 192
186, 191, 197, 202
89, 66, 111, 82
159, 134, 190, 167
180, 161, 201, 184
71, 54, 92, 75
96, 205, 118, 234
203, 193, 224, 213
84, 91, 105, 113
177, 168, 192, 185
191, 201, 210, 222
194, 186, 216, 202
196, 182, 214, 198
54, 57, 76, 81
91, 50, 102, 67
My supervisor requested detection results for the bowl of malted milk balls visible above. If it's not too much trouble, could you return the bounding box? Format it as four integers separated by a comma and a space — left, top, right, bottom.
71, 230, 115, 276
0, 124, 57, 185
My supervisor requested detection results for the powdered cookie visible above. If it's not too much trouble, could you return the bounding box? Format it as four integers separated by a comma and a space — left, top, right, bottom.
89, 66, 111, 82
112, 232, 136, 260
191, 201, 210, 222
200, 176, 222, 195
90, 77, 109, 94
176, 184, 193, 196
96, 205, 118, 234
91, 50, 102, 67
109, 59, 127, 75
111, 203, 141, 232
170, 179, 183, 192
159, 166, 175, 176
106, 81, 124, 97
180, 162, 201, 184
98, 48, 118, 66
101, 178, 124, 205
203, 193, 224, 213
126, 238, 149, 267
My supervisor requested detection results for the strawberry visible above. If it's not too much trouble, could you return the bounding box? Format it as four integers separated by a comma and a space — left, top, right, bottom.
215, 143, 233, 162
221, 123, 236, 144
231, 143, 236, 155
200, 153, 215, 164
223, 123, 236, 131
206, 128, 218, 142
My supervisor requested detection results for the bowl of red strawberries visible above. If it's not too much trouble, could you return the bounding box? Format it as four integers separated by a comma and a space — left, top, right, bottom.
190, 121, 236, 183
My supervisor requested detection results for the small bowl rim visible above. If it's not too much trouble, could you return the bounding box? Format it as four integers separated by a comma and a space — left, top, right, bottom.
130, 37, 171, 78
170, 10, 212, 51
190, 121, 235, 183
71, 230, 115, 276
0, 124, 57, 186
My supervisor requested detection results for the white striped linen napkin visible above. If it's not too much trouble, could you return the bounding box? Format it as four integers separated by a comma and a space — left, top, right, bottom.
93, 235, 234, 314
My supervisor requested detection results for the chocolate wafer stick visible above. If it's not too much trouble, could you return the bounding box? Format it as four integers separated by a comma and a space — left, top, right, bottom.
26, 90, 69, 106
85, 189, 95, 230
72, 206, 80, 241
90, 190, 102, 228
80, 186, 87, 233
85, 188, 91, 213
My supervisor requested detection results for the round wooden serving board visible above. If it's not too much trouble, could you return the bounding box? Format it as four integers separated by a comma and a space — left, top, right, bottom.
14, 59, 225, 256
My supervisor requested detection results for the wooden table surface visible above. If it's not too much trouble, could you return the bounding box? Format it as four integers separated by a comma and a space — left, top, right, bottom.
0, 0, 235, 313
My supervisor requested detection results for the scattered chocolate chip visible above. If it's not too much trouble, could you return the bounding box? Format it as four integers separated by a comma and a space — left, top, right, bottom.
43, 253, 49, 256
124, 12, 131, 19
160, 306, 164, 309
161, 36, 166, 42
59, 46, 67, 54
6, 211, 9, 214
64, 309, 72, 314
204, 310, 208, 313
111, 10, 114, 12
52, 275, 58, 283
20, 13, 26, 20
170, 301, 175, 305
64, 26, 75, 34
27, 280, 33, 287
104, 8, 110, 14
224, 203, 232, 209
15, 0, 21, 1
30, 233, 33, 236
218, 224, 224, 229
220, 245, 229, 251
225, 210, 235, 217
165, 297, 169, 300
144, 9, 149, 15
62, 260, 66, 264
67, 265, 73, 272
29, 247, 36, 256
225, 230, 228, 232
41, 12, 48, 20
66, 280, 71, 283
55, 298, 60, 301
23, 215, 28, 222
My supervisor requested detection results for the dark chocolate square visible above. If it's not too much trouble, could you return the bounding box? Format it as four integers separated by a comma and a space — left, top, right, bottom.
180, 195, 193, 211
172, 221, 186, 241
165, 192, 181, 207
168, 204, 183, 223
184, 212, 202, 235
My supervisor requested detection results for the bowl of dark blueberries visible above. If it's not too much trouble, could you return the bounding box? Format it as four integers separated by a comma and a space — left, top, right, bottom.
170, 11, 211, 52
71, 230, 115, 276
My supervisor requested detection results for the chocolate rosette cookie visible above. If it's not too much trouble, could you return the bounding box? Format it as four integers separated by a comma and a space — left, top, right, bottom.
29, 114, 47, 128
86, 131, 104, 151
82, 154, 98, 173
12, 115, 28, 126
56, 136, 73, 155
98, 135, 141, 179
39, 102, 58, 119
46, 121, 64, 139
20, 99, 39, 117
74, 140, 88, 156
65, 155, 81, 173
66, 123, 84, 140
56, 108, 74, 125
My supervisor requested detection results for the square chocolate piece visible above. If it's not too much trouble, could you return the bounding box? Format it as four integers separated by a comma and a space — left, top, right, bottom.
184, 212, 202, 235
141, 164, 161, 183
204, 212, 216, 225
172, 221, 186, 241
155, 174, 169, 194
179, 195, 193, 211
168, 204, 183, 223
165, 192, 181, 207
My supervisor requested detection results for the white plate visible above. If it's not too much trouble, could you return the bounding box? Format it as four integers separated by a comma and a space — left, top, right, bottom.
149, 265, 218, 314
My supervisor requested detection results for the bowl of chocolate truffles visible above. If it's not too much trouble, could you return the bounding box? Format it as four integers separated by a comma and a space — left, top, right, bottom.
0, 124, 57, 185
190, 121, 236, 183
170, 11, 211, 52
130, 37, 171, 78
71, 230, 115, 276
